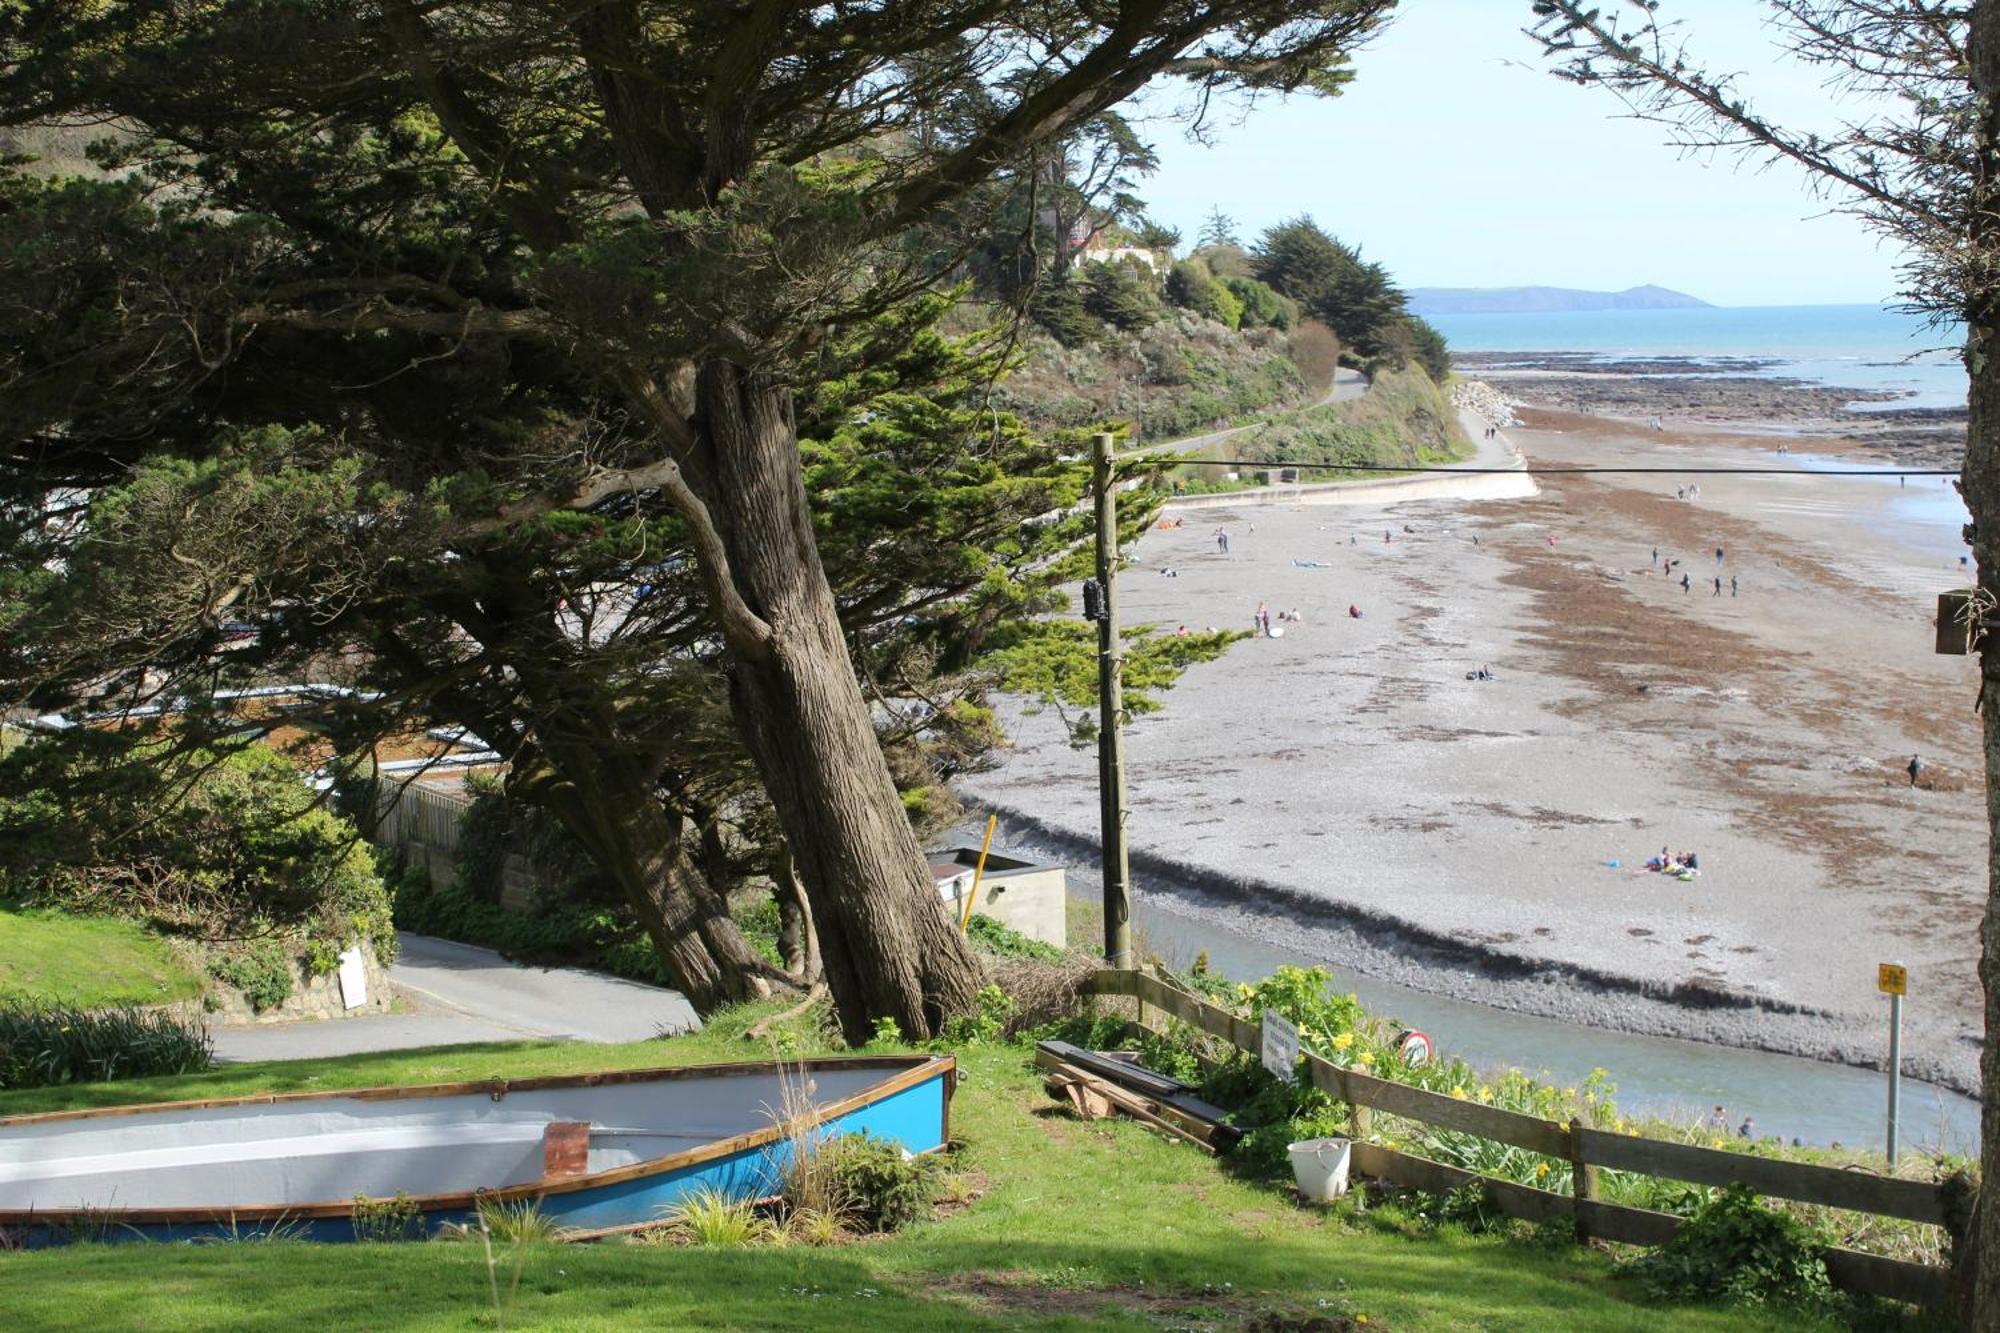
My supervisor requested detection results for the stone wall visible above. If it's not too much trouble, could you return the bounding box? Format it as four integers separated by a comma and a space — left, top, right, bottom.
203, 941, 394, 1027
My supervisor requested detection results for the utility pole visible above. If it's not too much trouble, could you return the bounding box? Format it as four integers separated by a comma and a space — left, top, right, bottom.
1090, 430, 1132, 968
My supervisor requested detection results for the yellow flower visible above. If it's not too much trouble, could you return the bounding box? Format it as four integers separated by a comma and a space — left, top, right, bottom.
1236, 983, 1253, 1000
1475, 1087, 1493, 1104
1536, 1162, 1551, 1179
1711, 1137, 1726, 1150
1355, 1051, 1373, 1068
1331, 1032, 1355, 1051
1450, 1085, 1467, 1100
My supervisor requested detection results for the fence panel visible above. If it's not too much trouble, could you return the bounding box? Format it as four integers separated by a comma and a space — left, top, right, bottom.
1073, 968, 1955, 1306
1576, 1127, 1947, 1225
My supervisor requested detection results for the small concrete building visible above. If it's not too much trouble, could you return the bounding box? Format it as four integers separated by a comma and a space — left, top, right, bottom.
927, 844, 1068, 949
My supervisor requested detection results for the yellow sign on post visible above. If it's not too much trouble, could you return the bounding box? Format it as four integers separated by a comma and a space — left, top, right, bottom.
1878, 963, 1907, 996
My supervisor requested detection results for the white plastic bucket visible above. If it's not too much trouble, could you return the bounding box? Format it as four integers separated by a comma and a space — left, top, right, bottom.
1288, 1137, 1352, 1202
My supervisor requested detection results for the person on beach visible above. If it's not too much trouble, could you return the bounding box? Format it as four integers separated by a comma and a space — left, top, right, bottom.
1713, 576, 1721, 597
1255, 602, 1270, 636
1383, 528, 1392, 544
1677, 486, 1685, 501
1731, 575, 1739, 597
1709, 1105, 1728, 1130
1216, 528, 1229, 554
1348, 604, 1363, 619
1715, 546, 1724, 564
1651, 547, 1658, 568
1681, 573, 1691, 594
1739, 1116, 1756, 1139
1908, 754, 1922, 788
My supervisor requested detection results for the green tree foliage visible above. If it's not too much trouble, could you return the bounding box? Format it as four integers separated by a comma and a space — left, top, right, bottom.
1165, 258, 1243, 329
1198, 207, 1241, 248
1404, 314, 1452, 383
0, 736, 396, 963
1252, 217, 1435, 371
1079, 260, 1164, 331
0, 0, 1397, 1040
1221, 275, 1296, 330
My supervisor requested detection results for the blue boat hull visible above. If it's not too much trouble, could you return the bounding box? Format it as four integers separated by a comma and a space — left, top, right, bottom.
0, 1056, 954, 1246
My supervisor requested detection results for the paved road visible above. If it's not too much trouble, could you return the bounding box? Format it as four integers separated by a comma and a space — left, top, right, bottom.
211, 933, 700, 1064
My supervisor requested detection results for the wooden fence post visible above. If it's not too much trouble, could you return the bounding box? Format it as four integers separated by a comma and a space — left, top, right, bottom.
1569, 1113, 1599, 1245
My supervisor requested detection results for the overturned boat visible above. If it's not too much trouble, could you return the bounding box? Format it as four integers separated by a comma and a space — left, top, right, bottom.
0, 1054, 954, 1244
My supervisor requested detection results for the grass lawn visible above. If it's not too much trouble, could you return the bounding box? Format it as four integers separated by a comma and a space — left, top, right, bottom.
0, 909, 203, 1009
0, 1001, 1900, 1332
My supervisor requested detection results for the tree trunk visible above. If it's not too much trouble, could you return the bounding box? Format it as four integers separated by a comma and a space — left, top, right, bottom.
695, 359, 983, 1042
775, 843, 822, 985
530, 745, 776, 1014
1962, 11, 2000, 1324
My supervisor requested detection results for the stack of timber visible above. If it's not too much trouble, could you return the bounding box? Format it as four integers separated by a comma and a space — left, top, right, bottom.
1034, 1040, 1242, 1153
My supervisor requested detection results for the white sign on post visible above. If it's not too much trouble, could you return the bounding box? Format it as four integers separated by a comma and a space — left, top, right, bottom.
1260, 1010, 1300, 1082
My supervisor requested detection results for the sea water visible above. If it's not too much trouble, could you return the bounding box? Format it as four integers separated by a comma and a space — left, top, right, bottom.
1431, 303, 1966, 413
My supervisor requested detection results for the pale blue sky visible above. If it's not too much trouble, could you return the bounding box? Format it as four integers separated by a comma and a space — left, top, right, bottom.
1132, 1, 1908, 307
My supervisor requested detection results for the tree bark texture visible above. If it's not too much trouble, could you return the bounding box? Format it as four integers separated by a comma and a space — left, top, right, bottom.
696, 360, 983, 1042
1961, 7, 1998, 1324
536, 741, 774, 1014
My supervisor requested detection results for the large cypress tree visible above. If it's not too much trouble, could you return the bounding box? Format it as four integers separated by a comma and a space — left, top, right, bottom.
0, 0, 1395, 1040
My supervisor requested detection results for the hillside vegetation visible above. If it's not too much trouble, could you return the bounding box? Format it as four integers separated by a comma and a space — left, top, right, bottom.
1252, 364, 1469, 470
993, 313, 1312, 442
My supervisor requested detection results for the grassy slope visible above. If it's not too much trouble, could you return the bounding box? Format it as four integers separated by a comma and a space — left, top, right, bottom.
1, 1003, 1847, 1333
0, 909, 202, 1009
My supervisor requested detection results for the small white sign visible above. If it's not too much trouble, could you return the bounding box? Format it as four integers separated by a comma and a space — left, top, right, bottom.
337, 945, 369, 1010
1261, 1010, 1300, 1082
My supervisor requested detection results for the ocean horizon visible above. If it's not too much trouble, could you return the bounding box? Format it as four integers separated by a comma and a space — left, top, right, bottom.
1432, 302, 1967, 412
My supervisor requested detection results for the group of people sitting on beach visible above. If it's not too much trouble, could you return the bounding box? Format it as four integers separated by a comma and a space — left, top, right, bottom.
1644, 846, 1701, 878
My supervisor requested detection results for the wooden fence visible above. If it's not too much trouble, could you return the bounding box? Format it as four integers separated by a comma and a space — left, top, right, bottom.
371, 779, 472, 853
1079, 969, 1967, 1308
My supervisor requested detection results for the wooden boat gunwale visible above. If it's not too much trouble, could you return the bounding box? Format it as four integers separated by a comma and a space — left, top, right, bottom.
0, 1053, 956, 1228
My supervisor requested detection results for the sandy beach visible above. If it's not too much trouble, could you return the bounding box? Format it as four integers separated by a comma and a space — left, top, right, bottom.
962, 386, 1984, 1094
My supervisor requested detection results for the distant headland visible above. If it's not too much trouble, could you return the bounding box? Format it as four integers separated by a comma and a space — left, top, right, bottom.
1408, 284, 1713, 315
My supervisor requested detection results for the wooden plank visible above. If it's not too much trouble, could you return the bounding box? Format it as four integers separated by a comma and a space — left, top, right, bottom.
1084, 969, 1140, 1000
1574, 1127, 1946, 1225
1307, 1055, 1572, 1158
1569, 1115, 1599, 1245
1823, 1246, 1949, 1307
1574, 1198, 1682, 1247
1352, 1143, 1573, 1226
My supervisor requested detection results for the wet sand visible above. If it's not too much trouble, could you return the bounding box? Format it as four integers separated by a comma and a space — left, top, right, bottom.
962, 406, 1985, 1093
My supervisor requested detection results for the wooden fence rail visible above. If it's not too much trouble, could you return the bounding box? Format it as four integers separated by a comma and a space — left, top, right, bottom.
1078, 968, 1959, 1308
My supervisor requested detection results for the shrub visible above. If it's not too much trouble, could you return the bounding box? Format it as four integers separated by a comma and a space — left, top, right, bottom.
1628, 1184, 1832, 1307
661, 1186, 772, 1246
1165, 258, 1243, 329
1222, 275, 1296, 330
965, 913, 1065, 963
939, 983, 1014, 1044
352, 1192, 423, 1243
0, 736, 397, 965
0, 1002, 212, 1090
822, 1131, 941, 1232
206, 938, 295, 1012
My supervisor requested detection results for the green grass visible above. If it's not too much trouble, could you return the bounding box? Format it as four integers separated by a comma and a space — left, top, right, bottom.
0, 1002, 1880, 1332
0, 909, 202, 1009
